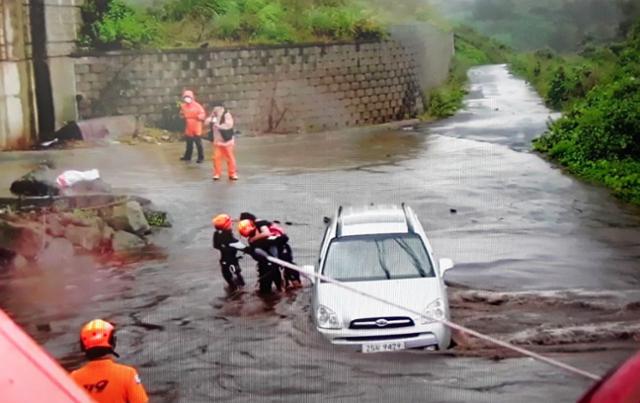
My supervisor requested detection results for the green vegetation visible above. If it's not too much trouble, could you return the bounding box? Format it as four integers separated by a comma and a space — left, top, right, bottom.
423, 26, 511, 119
420, 14, 640, 205
80, 0, 159, 49
531, 22, 640, 204
80, 0, 386, 49
510, 48, 618, 110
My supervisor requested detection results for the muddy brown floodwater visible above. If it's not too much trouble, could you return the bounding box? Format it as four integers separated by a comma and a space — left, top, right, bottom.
1, 64, 639, 402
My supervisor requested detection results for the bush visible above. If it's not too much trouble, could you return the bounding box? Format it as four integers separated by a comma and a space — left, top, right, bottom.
533, 20, 640, 205
80, 0, 159, 49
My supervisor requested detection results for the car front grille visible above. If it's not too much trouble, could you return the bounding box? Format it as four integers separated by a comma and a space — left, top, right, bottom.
349, 316, 415, 330
341, 333, 421, 342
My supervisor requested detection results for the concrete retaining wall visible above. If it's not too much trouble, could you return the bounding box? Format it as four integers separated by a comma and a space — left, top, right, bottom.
45, 0, 83, 131
390, 23, 455, 94
74, 40, 434, 134
0, 1, 453, 149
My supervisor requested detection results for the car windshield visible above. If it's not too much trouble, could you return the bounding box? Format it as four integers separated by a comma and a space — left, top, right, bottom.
322, 234, 434, 282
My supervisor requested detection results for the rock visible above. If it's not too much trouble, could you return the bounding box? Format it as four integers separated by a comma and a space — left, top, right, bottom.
161, 135, 171, 142
107, 201, 151, 235
0, 220, 45, 260
68, 214, 103, 229
44, 214, 65, 237
112, 231, 146, 252
141, 135, 154, 143
102, 225, 115, 244
64, 222, 103, 252
10, 166, 60, 197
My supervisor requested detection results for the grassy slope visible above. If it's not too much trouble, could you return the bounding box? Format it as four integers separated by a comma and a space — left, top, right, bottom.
80, 0, 386, 50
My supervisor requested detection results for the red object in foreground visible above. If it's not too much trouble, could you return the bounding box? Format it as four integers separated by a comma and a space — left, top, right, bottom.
578, 350, 640, 403
0, 309, 92, 403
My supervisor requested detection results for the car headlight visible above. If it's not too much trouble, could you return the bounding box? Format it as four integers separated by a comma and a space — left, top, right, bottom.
316, 305, 341, 329
420, 299, 445, 324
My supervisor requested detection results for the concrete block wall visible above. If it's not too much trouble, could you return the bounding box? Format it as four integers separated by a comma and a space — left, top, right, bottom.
43, 0, 83, 130
74, 40, 427, 134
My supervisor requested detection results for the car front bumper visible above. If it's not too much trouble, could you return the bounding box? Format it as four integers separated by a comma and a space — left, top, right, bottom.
317, 323, 450, 351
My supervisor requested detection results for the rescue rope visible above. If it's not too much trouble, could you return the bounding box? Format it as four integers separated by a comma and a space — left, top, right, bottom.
255, 250, 602, 382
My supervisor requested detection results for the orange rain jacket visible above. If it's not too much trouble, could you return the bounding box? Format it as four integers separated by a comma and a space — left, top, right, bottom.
180, 90, 206, 137
70, 358, 149, 403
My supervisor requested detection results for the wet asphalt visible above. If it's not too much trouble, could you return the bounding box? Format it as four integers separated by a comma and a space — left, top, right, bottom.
1, 64, 639, 402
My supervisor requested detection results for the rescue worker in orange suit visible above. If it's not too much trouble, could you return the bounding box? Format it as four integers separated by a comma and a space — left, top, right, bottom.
70, 319, 149, 403
205, 105, 237, 180
212, 213, 245, 290
239, 212, 301, 288
179, 90, 206, 163
237, 219, 283, 293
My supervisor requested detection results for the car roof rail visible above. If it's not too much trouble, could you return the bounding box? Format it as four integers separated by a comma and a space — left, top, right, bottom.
401, 202, 415, 234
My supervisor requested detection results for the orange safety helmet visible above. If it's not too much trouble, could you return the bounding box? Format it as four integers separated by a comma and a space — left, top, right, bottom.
212, 214, 232, 230
237, 219, 256, 238
80, 319, 116, 351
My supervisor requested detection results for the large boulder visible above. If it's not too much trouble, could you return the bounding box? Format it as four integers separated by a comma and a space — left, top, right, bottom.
112, 231, 146, 252
106, 201, 151, 235
44, 214, 65, 237
64, 221, 103, 252
102, 225, 115, 245
0, 220, 45, 260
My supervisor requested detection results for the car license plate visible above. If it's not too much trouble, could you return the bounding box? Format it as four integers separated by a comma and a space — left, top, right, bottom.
362, 341, 405, 353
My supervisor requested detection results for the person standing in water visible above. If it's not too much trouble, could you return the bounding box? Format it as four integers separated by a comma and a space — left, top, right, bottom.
205, 105, 237, 180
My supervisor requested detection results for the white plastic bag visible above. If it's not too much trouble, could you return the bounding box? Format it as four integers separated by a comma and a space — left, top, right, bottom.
56, 169, 101, 188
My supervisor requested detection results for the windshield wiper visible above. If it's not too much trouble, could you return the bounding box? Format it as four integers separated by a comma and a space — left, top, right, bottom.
394, 238, 427, 277
375, 240, 391, 279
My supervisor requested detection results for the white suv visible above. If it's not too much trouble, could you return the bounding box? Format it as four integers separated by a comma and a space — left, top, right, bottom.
309, 204, 454, 352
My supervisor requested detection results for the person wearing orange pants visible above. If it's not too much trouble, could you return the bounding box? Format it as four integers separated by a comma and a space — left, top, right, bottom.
206, 106, 237, 181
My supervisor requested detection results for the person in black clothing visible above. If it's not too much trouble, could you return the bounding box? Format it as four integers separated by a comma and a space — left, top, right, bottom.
239, 212, 301, 288
237, 219, 283, 294
212, 214, 245, 290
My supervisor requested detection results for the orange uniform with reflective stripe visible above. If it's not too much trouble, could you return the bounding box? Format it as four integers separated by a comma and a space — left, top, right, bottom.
70, 358, 149, 403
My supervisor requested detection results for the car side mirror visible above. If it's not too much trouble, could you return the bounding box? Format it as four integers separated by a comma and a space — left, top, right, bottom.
302, 265, 315, 284
439, 258, 454, 275
323, 216, 330, 224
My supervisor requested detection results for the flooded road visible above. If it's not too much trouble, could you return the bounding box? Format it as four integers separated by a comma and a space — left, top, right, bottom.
1, 64, 639, 402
